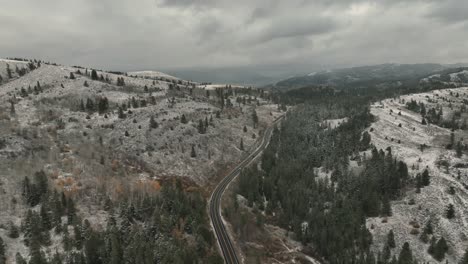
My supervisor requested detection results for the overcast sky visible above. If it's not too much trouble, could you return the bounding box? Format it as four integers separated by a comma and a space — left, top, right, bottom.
1, 0, 468, 72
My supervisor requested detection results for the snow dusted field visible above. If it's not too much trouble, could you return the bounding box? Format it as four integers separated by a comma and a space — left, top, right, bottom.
366, 87, 468, 263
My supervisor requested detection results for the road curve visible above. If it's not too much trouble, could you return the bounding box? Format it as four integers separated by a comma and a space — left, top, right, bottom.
209, 116, 283, 264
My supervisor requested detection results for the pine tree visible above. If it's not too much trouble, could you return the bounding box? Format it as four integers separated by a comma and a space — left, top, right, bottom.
91, 69, 98, 80
10, 101, 15, 115
252, 109, 259, 128
243, 126, 247, 132
0, 236, 5, 264
456, 141, 463, 157
446, 204, 455, 219
181, 114, 187, 124
421, 169, 430, 186
387, 230, 396, 248
70, 72, 75, 79
423, 220, 433, 235
398, 242, 413, 264
434, 237, 448, 261
40, 204, 52, 231
80, 99, 85, 111
8, 221, 19, 238
198, 120, 205, 134
149, 116, 158, 129
6, 64, 12, 78
118, 107, 126, 119
240, 138, 244, 151
84, 81, 89, 87
15, 252, 27, 264
191, 145, 197, 158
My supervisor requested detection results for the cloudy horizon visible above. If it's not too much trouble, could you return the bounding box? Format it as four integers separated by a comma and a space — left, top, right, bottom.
1, 0, 468, 73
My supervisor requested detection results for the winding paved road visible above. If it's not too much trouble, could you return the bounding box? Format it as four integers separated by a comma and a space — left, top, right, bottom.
209, 116, 283, 264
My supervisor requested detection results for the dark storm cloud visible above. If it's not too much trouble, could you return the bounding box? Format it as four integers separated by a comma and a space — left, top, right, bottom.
0, 0, 467, 72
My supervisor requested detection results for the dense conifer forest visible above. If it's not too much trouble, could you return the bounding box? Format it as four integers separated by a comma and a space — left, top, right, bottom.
6, 173, 222, 264
236, 90, 422, 263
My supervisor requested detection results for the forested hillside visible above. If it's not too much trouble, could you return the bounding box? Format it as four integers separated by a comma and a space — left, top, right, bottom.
230, 87, 468, 263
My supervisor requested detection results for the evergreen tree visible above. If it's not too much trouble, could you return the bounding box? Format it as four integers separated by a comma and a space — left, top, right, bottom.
240, 138, 244, 151
421, 169, 430, 186
446, 204, 455, 219
6, 64, 12, 78
252, 109, 259, 128
15, 252, 27, 264
80, 99, 85, 111
40, 204, 52, 231
398, 242, 413, 264
457, 141, 463, 157
191, 145, 197, 158
198, 120, 205, 134
387, 230, 396, 248
181, 114, 188, 124
118, 107, 126, 119
149, 116, 158, 129
8, 221, 19, 238
10, 101, 15, 115
91, 69, 98, 80
0, 236, 5, 264
70, 72, 75, 79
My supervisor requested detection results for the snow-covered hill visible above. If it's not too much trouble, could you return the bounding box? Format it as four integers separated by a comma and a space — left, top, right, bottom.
366, 87, 468, 263
0, 58, 284, 262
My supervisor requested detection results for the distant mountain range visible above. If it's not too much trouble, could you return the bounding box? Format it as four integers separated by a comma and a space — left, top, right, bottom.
268, 63, 468, 91
164, 63, 468, 89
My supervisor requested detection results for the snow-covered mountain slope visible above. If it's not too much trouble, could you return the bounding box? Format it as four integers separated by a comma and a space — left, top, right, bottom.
366, 87, 468, 263
0, 58, 284, 261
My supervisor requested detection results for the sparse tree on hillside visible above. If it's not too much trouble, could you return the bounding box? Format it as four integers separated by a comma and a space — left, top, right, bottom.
10, 101, 15, 115
6, 63, 12, 78
446, 204, 455, 219
198, 120, 206, 134
191, 145, 196, 158
243, 126, 247, 133
118, 107, 126, 119
69, 72, 75, 79
456, 141, 463, 157
91, 69, 98, 80
0, 236, 6, 264
398, 242, 413, 264
387, 230, 396, 248
84, 81, 89, 87
240, 138, 244, 151
181, 114, 188, 124
422, 169, 430, 186
149, 116, 158, 129
252, 109, 258, 128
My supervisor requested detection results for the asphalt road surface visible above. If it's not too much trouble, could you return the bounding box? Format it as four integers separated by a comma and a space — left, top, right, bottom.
209, 116, 283, 264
